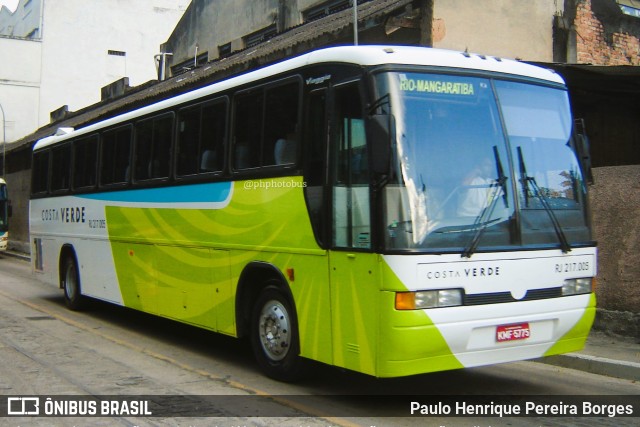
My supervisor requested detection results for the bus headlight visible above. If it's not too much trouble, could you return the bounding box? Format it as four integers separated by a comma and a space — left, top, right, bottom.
562, 278, 593, 296
395, 289, 463, 310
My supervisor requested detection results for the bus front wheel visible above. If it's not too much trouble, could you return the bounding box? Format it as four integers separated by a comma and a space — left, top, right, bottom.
61, 255, 85, 310
250, 286, 304, 382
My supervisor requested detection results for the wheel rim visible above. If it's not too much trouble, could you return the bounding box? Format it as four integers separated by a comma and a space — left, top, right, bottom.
257, 299, 291, 361
65, 263, 77, 300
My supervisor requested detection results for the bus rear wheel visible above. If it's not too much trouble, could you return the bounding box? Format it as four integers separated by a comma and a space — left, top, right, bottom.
250, 286, 305, 382
61, 255, 85, 310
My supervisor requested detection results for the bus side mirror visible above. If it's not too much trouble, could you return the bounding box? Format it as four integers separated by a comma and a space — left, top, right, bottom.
7, 201, 12, 218
576, 133, 594, 185
367, 114, 394, 175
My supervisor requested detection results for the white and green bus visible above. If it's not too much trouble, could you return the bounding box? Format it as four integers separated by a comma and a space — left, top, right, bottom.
0, 177, 8, 251
30, 45, 596, 380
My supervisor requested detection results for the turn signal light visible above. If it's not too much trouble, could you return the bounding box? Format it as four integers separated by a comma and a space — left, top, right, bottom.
395, 289, 463, 310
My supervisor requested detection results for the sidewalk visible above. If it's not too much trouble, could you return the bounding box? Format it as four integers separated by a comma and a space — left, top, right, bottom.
3, 249, 639, 381
537, 331, 640, 381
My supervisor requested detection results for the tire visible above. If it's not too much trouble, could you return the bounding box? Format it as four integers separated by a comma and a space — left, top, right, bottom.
61, 254, 85, 310
250, 286, 305, 382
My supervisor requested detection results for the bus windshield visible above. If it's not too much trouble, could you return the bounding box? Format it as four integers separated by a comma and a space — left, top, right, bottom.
376, 72, 591, 252
0, 182, 7, 233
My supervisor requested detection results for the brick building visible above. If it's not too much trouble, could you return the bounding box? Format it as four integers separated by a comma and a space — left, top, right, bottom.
576, 0, 640, 64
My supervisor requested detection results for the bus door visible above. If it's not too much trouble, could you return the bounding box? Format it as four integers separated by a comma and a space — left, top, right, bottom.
327, 81, 380, 376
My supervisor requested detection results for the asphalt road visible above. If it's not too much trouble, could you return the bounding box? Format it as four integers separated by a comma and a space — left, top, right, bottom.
0, 254, 637, 427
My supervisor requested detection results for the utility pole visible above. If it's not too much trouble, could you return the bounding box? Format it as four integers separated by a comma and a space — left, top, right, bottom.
352, 0, 358, 45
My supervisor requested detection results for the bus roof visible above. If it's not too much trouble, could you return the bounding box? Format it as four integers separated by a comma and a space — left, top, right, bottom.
34, 45, 563, 151
305, 45, 563, 82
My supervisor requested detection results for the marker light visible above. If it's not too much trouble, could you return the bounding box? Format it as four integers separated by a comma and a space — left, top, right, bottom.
562, 278, 593, 296
395, 289, 462, 310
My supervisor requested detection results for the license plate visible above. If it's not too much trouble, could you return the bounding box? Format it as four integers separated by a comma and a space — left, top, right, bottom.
496, 322, 531, 342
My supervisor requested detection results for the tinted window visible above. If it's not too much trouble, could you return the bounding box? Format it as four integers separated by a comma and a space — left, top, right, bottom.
101, 126, 132, 185
73, 135, 99, 189
177, 100, 226, 176
233, 79, 300, 170
135, 114, 173, 181
233, 91, 262, 169
51, 144, 71, 192
32, 150, 50, 194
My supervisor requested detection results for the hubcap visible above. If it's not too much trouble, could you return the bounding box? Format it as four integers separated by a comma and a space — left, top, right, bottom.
258, 300, 290, 361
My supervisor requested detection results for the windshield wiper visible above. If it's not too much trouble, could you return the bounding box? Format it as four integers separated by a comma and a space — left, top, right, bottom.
517, 147, 572, 253
368, 93, 390, 114
462, 146, 508, 258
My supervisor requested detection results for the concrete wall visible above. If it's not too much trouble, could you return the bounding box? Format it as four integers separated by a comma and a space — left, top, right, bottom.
590, 165, 640, 313
589, 165, 640, 337
162, 0, 282, 66
432, 0, 561, 61
37, 0, 190, 129
162, 0, 369, 72
5, 167, 30, 254
1, 1, 190, 144
0, 37, 41, 145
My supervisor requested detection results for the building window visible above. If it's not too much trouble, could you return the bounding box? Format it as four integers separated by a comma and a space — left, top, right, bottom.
170, 52, 208, 75
617, 0, 640, 18
218, 42, 232, 58
243, 24, 277, 48
303, 0, 365, 23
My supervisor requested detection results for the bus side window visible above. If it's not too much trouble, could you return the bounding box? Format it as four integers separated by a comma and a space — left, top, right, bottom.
177, 105, 201, 176
233, 91, 262, 170
233, 79, 299, 170
101, 126, 132, 186
134, 113, 173, 181
73, 135, 99, 189
51, 144, 71, 192
199, 101, 226, 173
264, 81, 299, 166
31, 150, 50, 195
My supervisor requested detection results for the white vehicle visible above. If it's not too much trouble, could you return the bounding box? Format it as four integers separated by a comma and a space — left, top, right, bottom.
30, 46, 596, 380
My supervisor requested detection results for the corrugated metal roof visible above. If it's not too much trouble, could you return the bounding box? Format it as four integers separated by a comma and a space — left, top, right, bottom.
529, 62, 640, 95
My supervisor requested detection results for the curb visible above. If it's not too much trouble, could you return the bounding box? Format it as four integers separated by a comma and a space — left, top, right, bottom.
2, 250, 30, 262
536, 353, 640, 382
